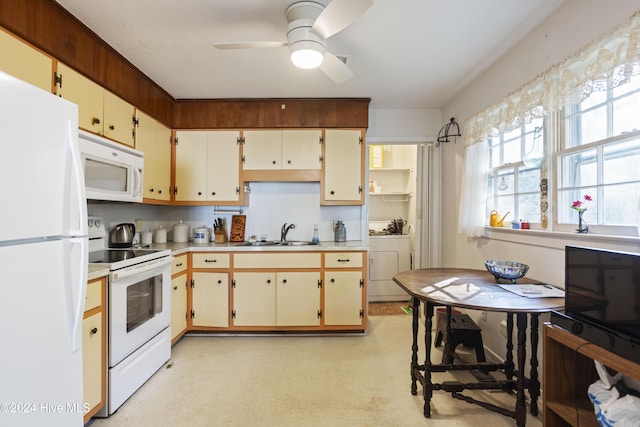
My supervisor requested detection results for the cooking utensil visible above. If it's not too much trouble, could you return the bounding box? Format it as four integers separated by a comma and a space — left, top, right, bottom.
109, 223, 136, 248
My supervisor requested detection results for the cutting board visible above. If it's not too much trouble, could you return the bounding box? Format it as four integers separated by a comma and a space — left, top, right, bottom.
229, 215, 246, 242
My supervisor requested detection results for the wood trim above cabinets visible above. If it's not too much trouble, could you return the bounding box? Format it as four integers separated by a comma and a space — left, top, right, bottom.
174, 98, 370, 129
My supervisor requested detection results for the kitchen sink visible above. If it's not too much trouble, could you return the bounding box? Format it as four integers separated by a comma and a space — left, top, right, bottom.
238, 240, 319, 246
239, 241, 279, 246
277, 241, 319, 246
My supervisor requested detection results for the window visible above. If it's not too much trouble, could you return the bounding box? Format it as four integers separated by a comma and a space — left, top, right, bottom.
487, 118, 543, 225
557, 74, 640, 234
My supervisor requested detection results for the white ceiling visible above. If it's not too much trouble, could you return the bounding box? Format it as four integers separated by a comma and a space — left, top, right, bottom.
54, 0, 565, 109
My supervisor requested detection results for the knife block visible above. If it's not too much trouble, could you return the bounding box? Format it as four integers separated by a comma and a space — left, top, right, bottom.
214, 230, 228, 243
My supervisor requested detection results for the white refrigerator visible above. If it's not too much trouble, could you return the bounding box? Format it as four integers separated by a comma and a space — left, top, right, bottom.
0, 71, 88, 426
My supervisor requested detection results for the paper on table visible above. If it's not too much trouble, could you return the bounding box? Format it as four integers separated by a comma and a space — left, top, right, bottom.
497, 284, 565, 298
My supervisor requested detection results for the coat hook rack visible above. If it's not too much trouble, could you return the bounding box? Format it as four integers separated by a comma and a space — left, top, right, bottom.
436, 117, 462, 147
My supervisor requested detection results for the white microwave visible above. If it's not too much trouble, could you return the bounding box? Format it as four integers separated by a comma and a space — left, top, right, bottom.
79, 130, 144, 203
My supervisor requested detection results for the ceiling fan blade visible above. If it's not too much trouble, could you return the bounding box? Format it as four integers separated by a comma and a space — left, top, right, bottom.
312, 0, 373, 39
213, 41, 287, 50
319, 52, 354, 84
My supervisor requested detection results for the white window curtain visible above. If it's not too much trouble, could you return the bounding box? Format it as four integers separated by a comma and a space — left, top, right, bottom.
457, 11, 640, 237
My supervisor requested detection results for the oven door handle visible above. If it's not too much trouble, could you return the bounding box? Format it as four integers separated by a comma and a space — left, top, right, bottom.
110, 257, 173, 281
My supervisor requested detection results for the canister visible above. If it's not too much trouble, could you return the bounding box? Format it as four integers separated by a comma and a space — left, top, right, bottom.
173, 220, 189, 243
193, 226, 210, 244
334, 220, 346, 242
154, 225, 167, 243
141, 230, 153, 245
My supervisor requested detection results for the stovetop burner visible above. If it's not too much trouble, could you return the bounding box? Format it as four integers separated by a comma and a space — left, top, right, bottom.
89, 249, 165, 264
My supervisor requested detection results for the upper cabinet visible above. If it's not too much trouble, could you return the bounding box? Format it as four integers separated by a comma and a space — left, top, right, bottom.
174, 130, 243, 205
56, 63, 135, 147
322, 129, 365, 205
135, 110, 172, 202
242, 130, 322, 170
0, 29, 52, 92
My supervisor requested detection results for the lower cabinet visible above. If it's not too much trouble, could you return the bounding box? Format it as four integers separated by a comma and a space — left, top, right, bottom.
83, 276, 106, 422
324, 252, 366, 327
170, 254, 188, 342
191, 272, 229, 327
324, 270, 364, 326
187, 250, 366, 332
189, 253, 230, 329
232, 271, 321, 327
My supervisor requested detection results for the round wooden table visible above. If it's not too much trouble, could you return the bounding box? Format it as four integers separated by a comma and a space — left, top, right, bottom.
393, 268, 564, 427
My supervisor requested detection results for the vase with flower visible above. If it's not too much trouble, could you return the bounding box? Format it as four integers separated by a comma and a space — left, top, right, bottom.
571, 194, 591, 233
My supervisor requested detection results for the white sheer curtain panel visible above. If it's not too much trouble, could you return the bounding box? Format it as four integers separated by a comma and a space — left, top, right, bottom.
457, 127, 489, 238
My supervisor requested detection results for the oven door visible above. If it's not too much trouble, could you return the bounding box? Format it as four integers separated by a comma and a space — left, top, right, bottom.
109, 257, 172, 366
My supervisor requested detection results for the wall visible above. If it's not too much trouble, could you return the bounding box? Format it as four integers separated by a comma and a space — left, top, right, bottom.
88, 183, 363, 244
439, 0, 640, 361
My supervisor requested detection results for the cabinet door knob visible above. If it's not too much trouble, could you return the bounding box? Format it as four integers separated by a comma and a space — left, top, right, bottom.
92, 117, 101, 125
217, 280, 222, 284
198, 191, 202, 195
266, 279, 271, 284
272, 160, 277, 165
331, 278, 335, 283
287, 160, 292, 164
150, 188, 154, 192
173, 286, 178, 290
330, 190, 335, 195
211, 191, 216, 195
109, 125, 115, 130
90, 327, 98, 335
282, 279, 287, 284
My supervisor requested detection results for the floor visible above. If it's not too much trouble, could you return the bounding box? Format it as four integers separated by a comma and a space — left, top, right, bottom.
89, 315, 543, 427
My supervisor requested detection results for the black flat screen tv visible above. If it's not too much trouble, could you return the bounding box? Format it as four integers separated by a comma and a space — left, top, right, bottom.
565, 245, 640, 345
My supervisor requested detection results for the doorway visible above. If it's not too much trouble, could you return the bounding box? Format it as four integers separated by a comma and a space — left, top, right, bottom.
366, 142, 440, 302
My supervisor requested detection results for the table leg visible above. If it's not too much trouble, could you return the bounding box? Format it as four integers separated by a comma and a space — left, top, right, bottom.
410, 298, 420, 396
505, 312, 514, 380
529, 314, 540, 416
423, 302, 435, 418
515, 313, 528, 427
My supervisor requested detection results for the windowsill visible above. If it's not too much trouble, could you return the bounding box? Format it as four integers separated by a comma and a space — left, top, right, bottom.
484, 226, 640, 251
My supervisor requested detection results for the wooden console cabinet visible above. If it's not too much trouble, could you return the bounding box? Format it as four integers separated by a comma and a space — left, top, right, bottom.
543, 323, 640, 426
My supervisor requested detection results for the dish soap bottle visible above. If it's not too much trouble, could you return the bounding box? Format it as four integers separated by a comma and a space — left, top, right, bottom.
311, 225, 319, 244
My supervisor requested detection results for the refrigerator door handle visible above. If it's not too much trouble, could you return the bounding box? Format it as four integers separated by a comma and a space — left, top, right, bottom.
67, 237, 88, 353
66, 120, 88, 237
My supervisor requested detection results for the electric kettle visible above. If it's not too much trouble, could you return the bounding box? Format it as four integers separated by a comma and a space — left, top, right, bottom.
109, 223, 136, 248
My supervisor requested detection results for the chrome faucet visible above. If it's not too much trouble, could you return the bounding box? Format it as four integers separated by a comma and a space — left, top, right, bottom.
281, 223, 295, 241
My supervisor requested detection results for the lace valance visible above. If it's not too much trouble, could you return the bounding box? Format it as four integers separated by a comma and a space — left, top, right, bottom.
464, 11, 640, 146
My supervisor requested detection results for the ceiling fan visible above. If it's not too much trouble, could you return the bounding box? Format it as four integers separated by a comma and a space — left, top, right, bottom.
213, 0, 373, 84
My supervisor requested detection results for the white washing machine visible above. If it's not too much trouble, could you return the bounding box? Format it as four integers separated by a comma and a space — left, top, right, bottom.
368, 234, 411, 302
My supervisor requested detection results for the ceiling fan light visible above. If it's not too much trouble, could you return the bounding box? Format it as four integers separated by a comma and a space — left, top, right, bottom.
290, 41, 324, 69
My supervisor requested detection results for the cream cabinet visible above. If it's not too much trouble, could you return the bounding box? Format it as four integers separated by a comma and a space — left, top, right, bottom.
83, 277, 106, 422
170, 254, 188, 342
191, 272, 229, 328
232, 252, 322, 328
174, 130, 242, 204
135, 110, 172, 201
0, 29, 52, 92
322, 129, 364, 204
56, 63, 135, 146
242, 130, 322, 170
323, 252, 366, 326
232, 272, 277, 326
189, 253, 230, 329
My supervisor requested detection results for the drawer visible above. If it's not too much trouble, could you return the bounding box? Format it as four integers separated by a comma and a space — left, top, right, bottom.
85, 278, 103, 312
192, 252, 230, 269
324, 252, 364, 268
172, 254, 187, 275
234, 252, 321, 269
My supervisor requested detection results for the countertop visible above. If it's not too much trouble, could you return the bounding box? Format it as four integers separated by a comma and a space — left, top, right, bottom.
86, 241, 368, 280
144, 240, 369, 256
